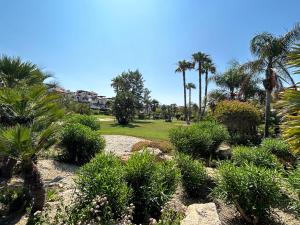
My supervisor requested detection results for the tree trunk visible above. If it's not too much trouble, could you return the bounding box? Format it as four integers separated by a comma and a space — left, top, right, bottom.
188, 88, 192, 123
263, 66, 273, 138
264, 89, 271, 138
183, 71, 188, 124
23, 159, 45, 215
201, 70, 209, 118
198, 63, 202, 121
230, 87, 235, 100
0, 155, 16, 181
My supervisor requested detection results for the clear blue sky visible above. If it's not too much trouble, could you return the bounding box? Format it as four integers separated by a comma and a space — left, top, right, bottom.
0, 0, 299, 105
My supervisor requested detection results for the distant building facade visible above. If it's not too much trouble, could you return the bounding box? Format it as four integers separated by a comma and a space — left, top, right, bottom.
52, 87, 111, 110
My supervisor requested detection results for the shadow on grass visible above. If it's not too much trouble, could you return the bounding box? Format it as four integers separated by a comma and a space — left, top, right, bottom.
109, 123, 141, 128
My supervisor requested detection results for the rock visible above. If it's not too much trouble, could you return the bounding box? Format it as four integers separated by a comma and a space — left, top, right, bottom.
181, 203, 221, 225
216, 144, 231, 160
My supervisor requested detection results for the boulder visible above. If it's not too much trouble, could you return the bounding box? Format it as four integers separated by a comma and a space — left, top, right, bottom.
181, 203, 221, 225
216, 143, 231, 160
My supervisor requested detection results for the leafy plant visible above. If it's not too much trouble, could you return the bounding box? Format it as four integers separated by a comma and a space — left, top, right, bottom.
66, 114, 100, 130
213, 100, 261, 145
73, 153, 132, 223
169, 120, 229, 159
288, 166, 300, 198
60, 123, 105, 165
125, 151, 180, 224
232, 146, 282, 170
261, 138, 294, 162
176, 153, 207, 197
214, 162, 282, 224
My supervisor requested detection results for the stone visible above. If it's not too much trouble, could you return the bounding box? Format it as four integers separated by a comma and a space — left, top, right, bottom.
181, 203, 221, 225
216, 143, 231, 160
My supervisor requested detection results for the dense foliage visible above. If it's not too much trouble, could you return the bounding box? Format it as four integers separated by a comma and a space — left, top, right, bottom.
112, 92, 135, 125
232, 146, 282, 170
213, 100, 261, 144
214, 162, 282, 224
176, 153, 207, 197
66, 114, 100, 130
169, 120, 229, 159
125, 151, 180, 223
61, 123, 105, 165
131, 140, 173, 153
72, 153, 132, 224
288, 166, 300, 198
261, 138, 294, 162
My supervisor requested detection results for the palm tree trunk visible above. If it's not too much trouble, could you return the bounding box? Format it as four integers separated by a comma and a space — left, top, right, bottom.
23, 159, 45, 215
201, 70, 209, 117
264, 89, 271, 137
198, 64, 202, 121
188, 88, 191, 123
0, 155, 16, 180
183, 71, 188, 124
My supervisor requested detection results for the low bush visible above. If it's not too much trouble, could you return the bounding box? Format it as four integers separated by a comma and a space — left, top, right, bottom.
232, 146, 282, 170
60, 123, 105, 165
72, 153, 132, 224
131, 140, 173, 153
176, 153, 207, 197
125, 151, 180, 224
66, 114, 100, 130
261, 138, 294, 162
213, 100, 261, 145
288, 166, 300, 198
169, 120, 229, 159
214, 162, 282, 224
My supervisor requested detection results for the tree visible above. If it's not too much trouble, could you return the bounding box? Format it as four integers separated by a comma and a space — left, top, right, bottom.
186, 83, 196, 123
111, 70, 145, 112
278, 44, 300, 154
175, 60, 194, 124
112, 92, 135, 125
202, 57, 216, 117
244, 24, 300, 137
0, 55, 50, 88
192, 52, 209, 121
0, 85, 63, 216
143, 88, 152, 117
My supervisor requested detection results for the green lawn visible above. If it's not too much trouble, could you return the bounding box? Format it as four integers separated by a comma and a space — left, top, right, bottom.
99, 119, 185, 141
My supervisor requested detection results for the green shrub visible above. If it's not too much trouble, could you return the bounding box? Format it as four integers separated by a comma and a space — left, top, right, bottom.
261, 138, 294, 162
131, 140, 173, 153
66, 114, 100, 130
169, 120, 229, 159
289, 166, 300, 198
72, 153, 132, 224
176, 153, 207, 197
232, 146, 282, 170
214, 162, 282, 224
213, 100, 261, 145
61, 123, 105, 165
125, 151, 180, 224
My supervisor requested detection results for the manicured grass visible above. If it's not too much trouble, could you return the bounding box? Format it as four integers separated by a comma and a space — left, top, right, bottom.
94, 114, 115, 119
99, 119, 185, 141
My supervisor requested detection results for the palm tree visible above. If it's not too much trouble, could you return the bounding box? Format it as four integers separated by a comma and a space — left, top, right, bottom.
201, 57, 216, 117
175, 60, 194, 124
0, 55, 50, 88
186, 82, 196, 124
244, 24, 300, 137
192, 52, 209, 121
278, 44, 300, 154
0, 85, 63, 216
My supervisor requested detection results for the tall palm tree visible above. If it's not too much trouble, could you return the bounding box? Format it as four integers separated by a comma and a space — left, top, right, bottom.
192, 52, 209, 121
186, 82, 196, 124
201, 57, 216, 117
0, 55, 50, 88
175, 60, 194, 124
244, 24, 300, 137
0, 85, 63, 216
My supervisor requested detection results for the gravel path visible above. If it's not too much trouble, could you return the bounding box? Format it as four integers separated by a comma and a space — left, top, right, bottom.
103, 135, 146, 156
